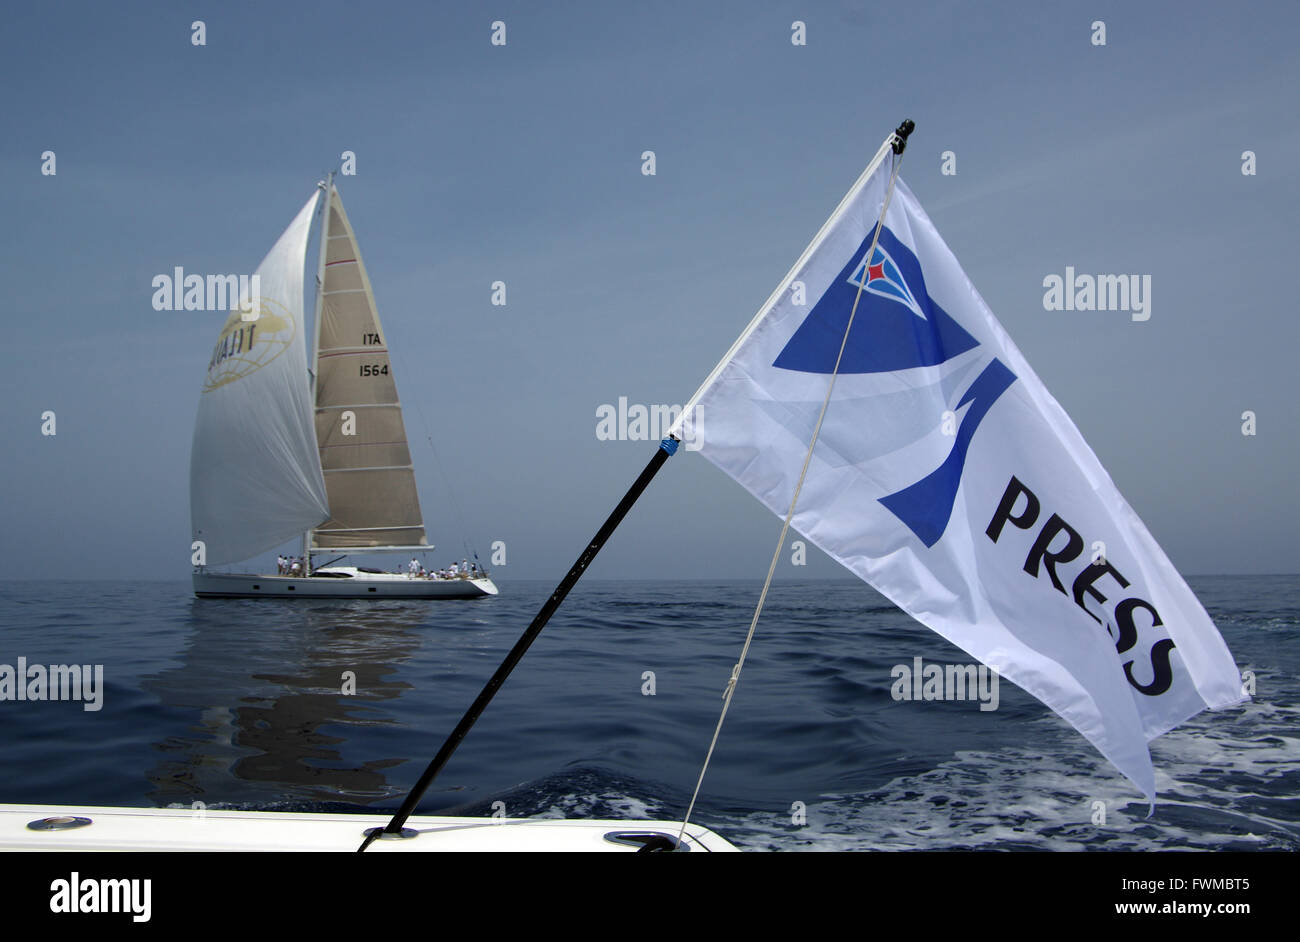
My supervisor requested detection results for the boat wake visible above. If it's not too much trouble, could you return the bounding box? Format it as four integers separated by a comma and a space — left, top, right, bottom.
718, 696, 1300, 851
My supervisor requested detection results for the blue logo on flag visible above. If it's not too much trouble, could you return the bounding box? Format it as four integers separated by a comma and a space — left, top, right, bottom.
774, 226, 1017, 547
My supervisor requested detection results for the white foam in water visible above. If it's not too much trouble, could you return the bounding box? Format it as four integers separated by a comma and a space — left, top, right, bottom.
531, 791, 663, 823
716, 696, 1300, 851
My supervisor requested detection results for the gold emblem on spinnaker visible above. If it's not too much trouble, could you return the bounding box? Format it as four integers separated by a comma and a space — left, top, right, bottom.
202, 297, 295, 391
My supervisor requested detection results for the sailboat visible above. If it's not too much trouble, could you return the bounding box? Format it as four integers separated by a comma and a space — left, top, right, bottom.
189, 175, 497, 599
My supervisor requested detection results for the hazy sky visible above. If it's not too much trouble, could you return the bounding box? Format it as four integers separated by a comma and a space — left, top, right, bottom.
1, 1, 1296, 581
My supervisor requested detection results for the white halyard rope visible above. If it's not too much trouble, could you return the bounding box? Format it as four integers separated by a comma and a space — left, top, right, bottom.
676, 146, 906, 844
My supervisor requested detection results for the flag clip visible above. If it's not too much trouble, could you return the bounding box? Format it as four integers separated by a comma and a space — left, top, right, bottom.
891, 119, 915, 155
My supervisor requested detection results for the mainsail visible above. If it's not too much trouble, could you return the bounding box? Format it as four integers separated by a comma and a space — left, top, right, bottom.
190, 192, 331, 566
309, 185, 428, 550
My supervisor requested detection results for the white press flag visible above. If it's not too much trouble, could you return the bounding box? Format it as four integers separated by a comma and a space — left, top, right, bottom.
676, 142, 1244, 800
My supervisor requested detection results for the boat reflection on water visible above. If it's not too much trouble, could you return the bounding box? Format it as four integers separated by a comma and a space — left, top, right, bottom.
143, 599, 431, 810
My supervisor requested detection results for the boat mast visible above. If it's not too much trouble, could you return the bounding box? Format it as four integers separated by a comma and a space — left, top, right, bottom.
303, 172, 334, 572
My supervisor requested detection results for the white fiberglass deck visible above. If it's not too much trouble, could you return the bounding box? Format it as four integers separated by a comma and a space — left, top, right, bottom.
0, 804, 738, 852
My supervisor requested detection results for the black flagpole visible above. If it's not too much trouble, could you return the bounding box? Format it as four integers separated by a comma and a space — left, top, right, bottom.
359, 436, 681, 850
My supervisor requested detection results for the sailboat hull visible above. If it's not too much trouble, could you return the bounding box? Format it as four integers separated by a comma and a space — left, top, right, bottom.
192, 570, 498, 599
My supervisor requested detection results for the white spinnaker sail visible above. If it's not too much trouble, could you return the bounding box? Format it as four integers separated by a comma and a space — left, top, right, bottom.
190, 191, 331, 566
310, 186, 427, 550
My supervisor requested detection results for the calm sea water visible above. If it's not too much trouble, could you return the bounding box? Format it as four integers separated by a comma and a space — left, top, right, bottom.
0, 576, 1295, 851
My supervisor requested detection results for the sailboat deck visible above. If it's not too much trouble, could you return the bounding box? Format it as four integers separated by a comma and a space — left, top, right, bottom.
1, 804, 737, 852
